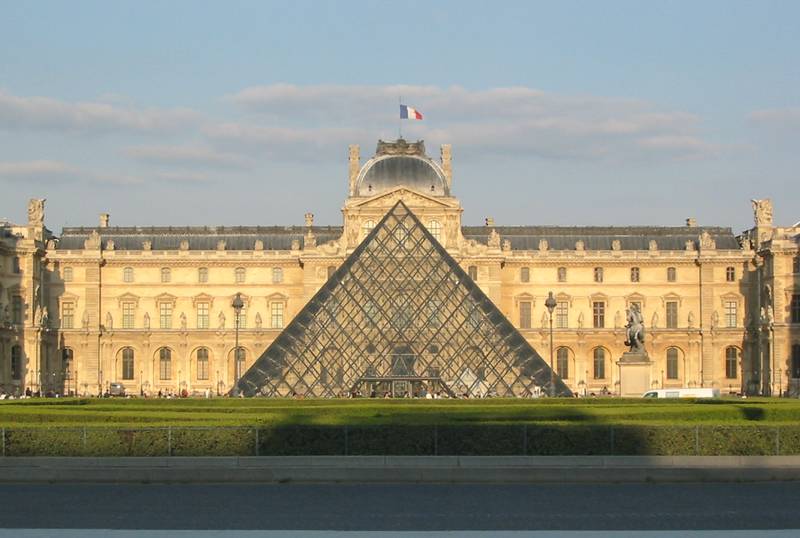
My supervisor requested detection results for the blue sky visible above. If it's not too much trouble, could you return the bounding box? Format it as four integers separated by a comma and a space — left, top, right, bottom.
1, 0, 798, 231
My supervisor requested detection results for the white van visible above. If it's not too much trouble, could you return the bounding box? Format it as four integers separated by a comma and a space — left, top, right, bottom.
642, 388, 720, 399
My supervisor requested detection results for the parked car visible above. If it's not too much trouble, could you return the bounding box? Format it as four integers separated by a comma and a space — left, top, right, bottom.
642, 388, 720, 399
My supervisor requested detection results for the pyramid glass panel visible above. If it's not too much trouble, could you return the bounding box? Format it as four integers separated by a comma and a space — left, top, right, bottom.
236, 201, 572, 397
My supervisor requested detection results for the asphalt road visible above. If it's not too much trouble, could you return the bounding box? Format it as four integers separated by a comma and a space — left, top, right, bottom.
0, 483, 798, 531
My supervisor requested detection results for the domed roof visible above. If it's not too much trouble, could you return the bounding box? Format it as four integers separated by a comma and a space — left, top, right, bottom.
355, 140, 448, 197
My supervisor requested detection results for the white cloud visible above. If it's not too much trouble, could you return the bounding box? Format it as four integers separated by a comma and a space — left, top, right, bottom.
0, 89, 199, 133
125, 145, 251, 169
223, 84, 715, 161
0, 160, 79, 182
749, 107, 800, 129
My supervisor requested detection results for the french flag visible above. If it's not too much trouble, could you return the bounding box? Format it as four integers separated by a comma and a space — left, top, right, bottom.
400, 104, 423, 120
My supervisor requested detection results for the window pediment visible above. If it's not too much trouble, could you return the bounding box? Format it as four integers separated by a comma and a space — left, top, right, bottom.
661, 292, 683, 307
720, 292, 741, 306
625, 292, 647, 307
155, 293, 177, 306
556, 292, 573, 306
58, 292, 79, 307
267, 292, 289, 302
117, 293, 140, 308
192, 293, 214, 308
514, 293, 535, 306
589, 292, 609, 302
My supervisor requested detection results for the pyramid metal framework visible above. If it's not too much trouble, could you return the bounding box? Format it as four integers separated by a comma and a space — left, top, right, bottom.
235, 201, 571, 398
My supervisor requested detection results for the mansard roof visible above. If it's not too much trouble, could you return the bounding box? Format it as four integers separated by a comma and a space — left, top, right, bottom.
462, 225, 741, 251
54, 222, 742, 251
56, 225, 343, 251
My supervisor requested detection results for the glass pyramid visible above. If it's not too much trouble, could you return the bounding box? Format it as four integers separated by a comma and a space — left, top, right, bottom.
236, 201, 572, 398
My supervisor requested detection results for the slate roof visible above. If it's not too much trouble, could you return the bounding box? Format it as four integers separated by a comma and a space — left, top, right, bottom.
54, 224, 742, 252
462, 225, 742, 251
56, 226, 344, 251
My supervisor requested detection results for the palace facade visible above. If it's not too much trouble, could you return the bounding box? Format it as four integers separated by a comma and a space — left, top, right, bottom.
1, 139, 798, 397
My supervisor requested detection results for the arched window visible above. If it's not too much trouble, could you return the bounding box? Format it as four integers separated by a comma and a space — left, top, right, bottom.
11, 345, 22, 380
725, 266, 735, 282
594, 267, 604, 283
160, 267, 171, 283
272, 267, 283, 284
667, 267, 676, 282
122, 347, 134, 380
427, 220, 442, 242
198, 267, 208, 283
123, 267, 134, 283
520, 267, 530, 283
792, 344, 800, 379
666, 347, 679, 380
468, 266, 478, 280
725, 347, 739, 379
556, 347, 569, 379
234, 347, 246, 380
196, 348, 209, 381
362, 220, 375, 237
159, 348, 172, 380
234, 267, 246, 284
630, 267, 640, 282
593, 348, 606, 379
557, 267, 567, 282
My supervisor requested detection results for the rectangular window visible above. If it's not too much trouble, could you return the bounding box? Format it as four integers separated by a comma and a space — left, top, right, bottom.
792, 295, 800, 324
794, 257, 800, 274
468, 266, 478, 280
61, 302, 74, 329
556, 301, 568, 328
271, 302, 284, 329
159, 302, 173, 329
122, 302, 135, 329
724, 301, 737, 328
12, 257, 20, 274
594, 267, 603, 283
12, 296, 23, 324
235, 307, 246, 329
557, 267, 567, 282
726, 267, 735, 282
666, 301, 678, 329
519, 301, 531, 329
197, 302, 209, 329
592, 301, 605, 328
63, 267, 73, 282
198, 267, 208, 283
520, 267, 530, 283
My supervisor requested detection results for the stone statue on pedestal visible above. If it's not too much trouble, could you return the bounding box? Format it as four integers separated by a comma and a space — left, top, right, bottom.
624, 304, 645, 353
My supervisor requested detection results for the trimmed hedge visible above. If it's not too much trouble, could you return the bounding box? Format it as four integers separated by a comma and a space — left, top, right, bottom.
5, 424, 800, 457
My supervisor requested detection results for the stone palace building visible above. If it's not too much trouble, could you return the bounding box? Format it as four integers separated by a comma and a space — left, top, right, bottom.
1, 139, 798, 397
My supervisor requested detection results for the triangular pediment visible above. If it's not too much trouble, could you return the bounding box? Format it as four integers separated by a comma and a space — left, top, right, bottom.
236, 201, 570, 398
350, 186, 455, 209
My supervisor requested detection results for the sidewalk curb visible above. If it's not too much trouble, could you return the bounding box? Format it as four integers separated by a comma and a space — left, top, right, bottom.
2, 456, 800, 483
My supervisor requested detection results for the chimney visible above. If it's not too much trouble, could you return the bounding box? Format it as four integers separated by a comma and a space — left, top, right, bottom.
440, 144, 452, 191
686, 217, 697, 227
99, 213, 110, 228
485, 217, 494, 227
348, 145, 360, 196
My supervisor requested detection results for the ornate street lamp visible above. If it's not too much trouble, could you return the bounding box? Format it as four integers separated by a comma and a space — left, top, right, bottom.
232, 292, 244, 387
545, 291, 557, 398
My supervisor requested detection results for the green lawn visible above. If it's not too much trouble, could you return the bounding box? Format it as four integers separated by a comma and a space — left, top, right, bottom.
1, 397, 799, 428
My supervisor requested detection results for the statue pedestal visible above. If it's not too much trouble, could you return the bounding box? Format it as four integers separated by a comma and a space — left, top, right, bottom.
617, 352, 651, 397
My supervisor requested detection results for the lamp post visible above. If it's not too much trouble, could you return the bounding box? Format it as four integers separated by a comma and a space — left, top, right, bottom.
232, 293, 244, 388
545, 291, 557, 398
